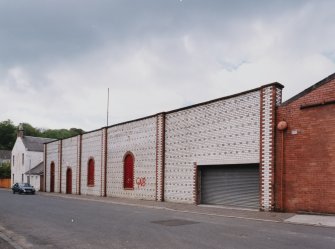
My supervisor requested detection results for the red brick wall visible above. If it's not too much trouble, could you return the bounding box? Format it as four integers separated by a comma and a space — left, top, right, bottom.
275, 78, 335, 214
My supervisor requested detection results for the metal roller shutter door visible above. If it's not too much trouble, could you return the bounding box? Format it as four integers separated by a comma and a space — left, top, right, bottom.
201, 164, 259, 209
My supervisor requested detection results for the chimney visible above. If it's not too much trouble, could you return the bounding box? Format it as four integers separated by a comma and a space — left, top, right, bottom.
18, 123, 24, 138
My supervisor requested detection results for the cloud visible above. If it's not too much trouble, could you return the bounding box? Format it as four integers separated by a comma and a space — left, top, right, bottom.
0, 0, 334, 131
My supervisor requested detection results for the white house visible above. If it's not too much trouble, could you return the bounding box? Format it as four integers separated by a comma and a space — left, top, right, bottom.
11, 124, 54, 191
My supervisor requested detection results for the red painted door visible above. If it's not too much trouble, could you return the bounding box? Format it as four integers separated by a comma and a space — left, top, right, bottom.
124, 154, 134, 189
50, 163, 55, 192
66, 168, 72, 194
88, 159, 94, 186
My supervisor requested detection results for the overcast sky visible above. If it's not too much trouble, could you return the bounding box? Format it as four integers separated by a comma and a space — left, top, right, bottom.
0, 0, 334, 131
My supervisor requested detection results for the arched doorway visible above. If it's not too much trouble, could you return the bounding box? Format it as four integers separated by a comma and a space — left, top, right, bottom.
66, 168, 72, 194
50, 162, 55, 192
124, 153, 134, 189
87, 158, 95, 186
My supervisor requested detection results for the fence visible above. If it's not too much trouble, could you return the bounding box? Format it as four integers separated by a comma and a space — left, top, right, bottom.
0, 178, 11, 188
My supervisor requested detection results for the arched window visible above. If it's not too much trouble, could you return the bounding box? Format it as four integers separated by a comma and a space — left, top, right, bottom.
124, 153, 134, 189
87, 158, 95, 186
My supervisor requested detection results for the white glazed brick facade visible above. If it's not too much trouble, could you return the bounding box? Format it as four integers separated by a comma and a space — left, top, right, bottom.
101, 128, 107, 196
61, 137, 79, 194
11, 139, 26, 185
45, 141, 60, 192
43, 83, 282, 211
259, 85, 282, 210
107, 117, 157, 200
81, 130, 104, 196
164, 91, 261, 203
276, 87, 282, 106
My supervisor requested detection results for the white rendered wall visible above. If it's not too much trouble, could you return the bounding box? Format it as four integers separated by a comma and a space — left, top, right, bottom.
164, 91, 261, 203
11, 138, 43, 189
11, 138, 26, 185
81, 130, 104, 196
27, 151, 43, 172
107, 117, 157, 200
29, 175, 40, 191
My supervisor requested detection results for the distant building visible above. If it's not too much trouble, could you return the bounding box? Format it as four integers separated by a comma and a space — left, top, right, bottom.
0, 150, 11, 164
11, 124, 54, 191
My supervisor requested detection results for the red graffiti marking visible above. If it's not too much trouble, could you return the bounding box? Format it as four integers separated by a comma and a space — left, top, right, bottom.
136, 177, 146, 188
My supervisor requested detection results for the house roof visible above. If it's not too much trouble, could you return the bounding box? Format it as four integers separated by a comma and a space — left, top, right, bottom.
22, 136, 56, 152
282, 72, 335, 106
25, 161, 44, 175
0, 150, 11, 160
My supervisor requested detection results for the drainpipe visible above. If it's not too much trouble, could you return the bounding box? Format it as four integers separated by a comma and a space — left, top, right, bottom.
277, 120, 288, 211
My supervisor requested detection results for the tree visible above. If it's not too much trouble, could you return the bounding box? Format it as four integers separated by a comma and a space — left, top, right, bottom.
69, 128, 84, 135
41, 128, 83, 139
0, 162, 11, 179
0, 120, 85, 147
0, 120, 16, 150
22, 123, 41, 137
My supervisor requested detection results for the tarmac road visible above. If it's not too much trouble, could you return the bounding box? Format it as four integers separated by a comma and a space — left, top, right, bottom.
0, 189, 334, 249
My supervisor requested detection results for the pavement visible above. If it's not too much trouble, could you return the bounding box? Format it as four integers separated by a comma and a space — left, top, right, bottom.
0, 232, 21, 249
37, 191, 335, 227
285, 214, 335, 227
1, 188, 335, 249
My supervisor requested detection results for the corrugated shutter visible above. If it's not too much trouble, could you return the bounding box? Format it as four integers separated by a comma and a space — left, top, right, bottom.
201, 164, 259, 209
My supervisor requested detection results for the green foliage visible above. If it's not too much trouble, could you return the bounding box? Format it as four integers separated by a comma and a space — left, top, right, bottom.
0, 120, 16, 150
22, 123, 42, 137
41, 128, 84, 140
0, 161, 11, 179
0, 120, 84, 149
